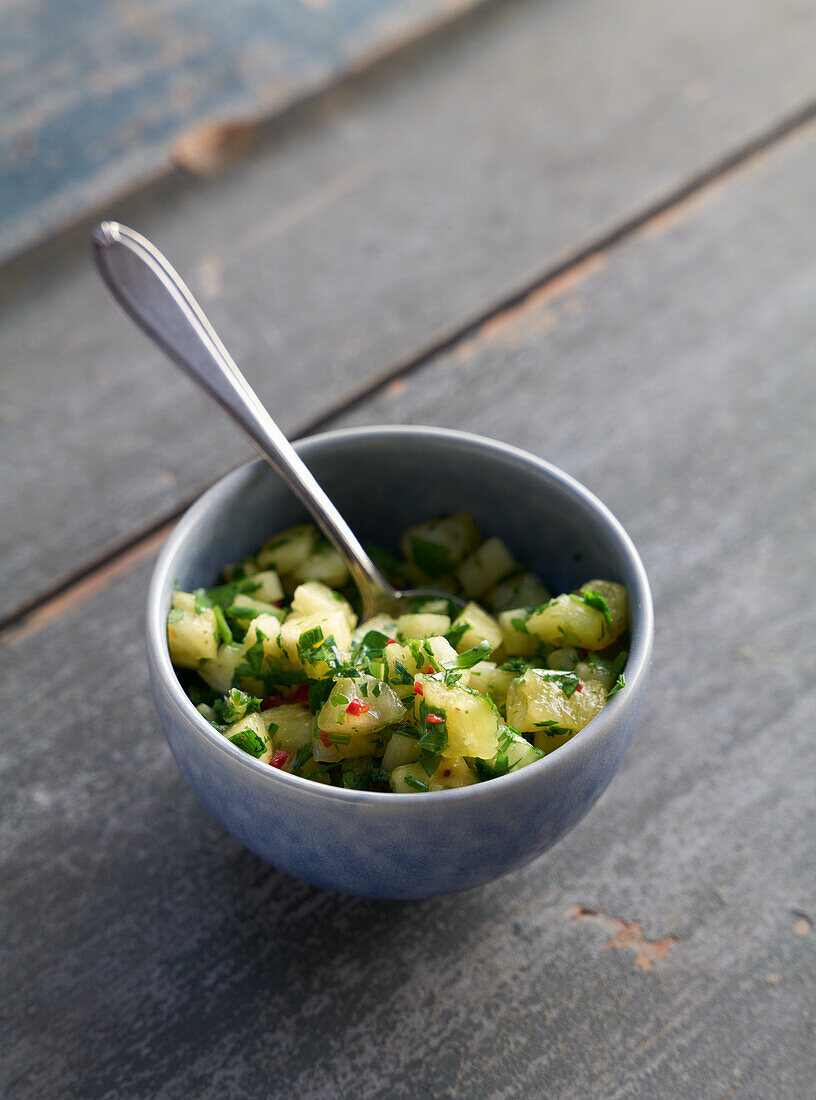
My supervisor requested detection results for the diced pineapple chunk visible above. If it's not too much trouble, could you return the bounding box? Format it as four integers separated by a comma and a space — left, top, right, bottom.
263, 704, 314, 754
498, 727, 546, 771
279, 610, 352, 678
289, 545, 349, 589
256, 524, 318, 573
384, 640, 422, 698
575, 653, 616, 693
227, 595, 284, 630
292, 580, 357, 631
486, 572, 551, 613
546, 646, 580, 671
199, 642, 244, 692
450, 602, 503, 654
242, 613, 285, 661
414, 675, 500, 759
249, 569, 284, 604
381, 731, 421, 771
467, 661, 518, 708
527, 594, 609, 649
506, 669, 605, 753
580, 580, 628, 643
456, 536, 517, 597
390, 757, 476, 793
318, 675, 405, 736
396, 612, 451, 641
167, 603, 218, 668
171, 591, 198, 613
401, 513, 481, 583
223, 712, 272, 762
352, 614, 398, 646
497, 609, 540, 657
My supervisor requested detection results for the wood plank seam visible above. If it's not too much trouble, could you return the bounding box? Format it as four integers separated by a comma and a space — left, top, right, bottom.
3, 96, 816, 641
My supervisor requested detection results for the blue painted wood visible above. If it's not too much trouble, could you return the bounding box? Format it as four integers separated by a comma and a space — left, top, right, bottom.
0, 0, 482, 260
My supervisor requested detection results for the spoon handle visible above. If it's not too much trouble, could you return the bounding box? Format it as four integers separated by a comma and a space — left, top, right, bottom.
92, 221, 396, 614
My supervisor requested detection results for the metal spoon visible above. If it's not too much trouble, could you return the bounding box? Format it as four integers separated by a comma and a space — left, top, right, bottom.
92, 221, 464, 620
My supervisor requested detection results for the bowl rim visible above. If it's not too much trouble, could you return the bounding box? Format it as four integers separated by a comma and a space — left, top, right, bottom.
147, 425, 654, 805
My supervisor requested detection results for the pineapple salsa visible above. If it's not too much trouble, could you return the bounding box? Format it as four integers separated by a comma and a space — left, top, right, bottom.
167, 513, 628, 793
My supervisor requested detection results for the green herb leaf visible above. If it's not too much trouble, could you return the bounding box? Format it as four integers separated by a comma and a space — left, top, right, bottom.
447, 640, 492, 671
213, 605, 233, 645
609, 650, 628, 680
606, 673, 626, 698
472, 751, 511, 781
168, 608, 184, 624
404, 774, 430, 792
560, 673, 581, 699
444, 622, 469, 649
534, 721, 573, 737
364, 541, 409, 583
581, 589, 612, 625
390, 659, 415, 686
419, 749, 441, 777
308, 680, 334, 713
409, 536, 455, 579
228, 728, 267, 759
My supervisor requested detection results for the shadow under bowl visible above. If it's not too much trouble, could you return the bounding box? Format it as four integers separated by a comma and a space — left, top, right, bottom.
146, 426, 653, 899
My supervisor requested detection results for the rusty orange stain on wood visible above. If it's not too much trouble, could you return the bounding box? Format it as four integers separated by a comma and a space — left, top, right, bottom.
172, 120, 259, 176
386, 378, 408, 397
792, 914, 813, 935
567, 905, 676, 971
452, 252, 606, 363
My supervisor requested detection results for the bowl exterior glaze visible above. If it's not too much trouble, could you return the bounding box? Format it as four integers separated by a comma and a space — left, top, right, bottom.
146, 427, 653, 899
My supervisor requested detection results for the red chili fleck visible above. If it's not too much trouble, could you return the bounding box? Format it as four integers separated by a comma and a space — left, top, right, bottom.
422, 665, 434, 674
346, 699, 370, 716
269, 749, 289, 769
426, 713, 443, 724
387, 638, 397, 646
319, 731, 331, 748
575, 683, 583, 692
443, 768, 451, 777
413, 683, 424, 696
260, 695, 282, 710
287, 685, 309, 704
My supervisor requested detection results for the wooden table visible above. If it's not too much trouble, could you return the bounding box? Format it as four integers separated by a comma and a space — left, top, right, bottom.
3, 2, 815, 1095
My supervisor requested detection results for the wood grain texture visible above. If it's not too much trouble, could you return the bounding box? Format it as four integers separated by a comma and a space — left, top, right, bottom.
4, 0, 816, 621
2, 120, 815, 1099
0, 0, 487, 261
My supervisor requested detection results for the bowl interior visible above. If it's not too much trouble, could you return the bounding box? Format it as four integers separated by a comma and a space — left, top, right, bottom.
170, 430, 639, 590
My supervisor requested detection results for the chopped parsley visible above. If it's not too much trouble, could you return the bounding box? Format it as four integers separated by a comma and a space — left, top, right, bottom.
169, 517, 629, 793
213, 605, 233, 645
581, 589, 612, 626
409, 536, 455, 579
444, 622, 469, 649
404, 774, 430, 792
607, 673, 626, 698
228, 728, 267, 758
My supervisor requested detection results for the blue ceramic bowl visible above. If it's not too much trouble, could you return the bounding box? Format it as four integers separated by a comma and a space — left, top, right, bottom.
146, 426, 653, 899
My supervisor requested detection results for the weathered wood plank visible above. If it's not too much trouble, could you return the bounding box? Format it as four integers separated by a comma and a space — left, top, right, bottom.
4, 0, 816, 621
2, 120, 815, 1098
0, 0, 489, 262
